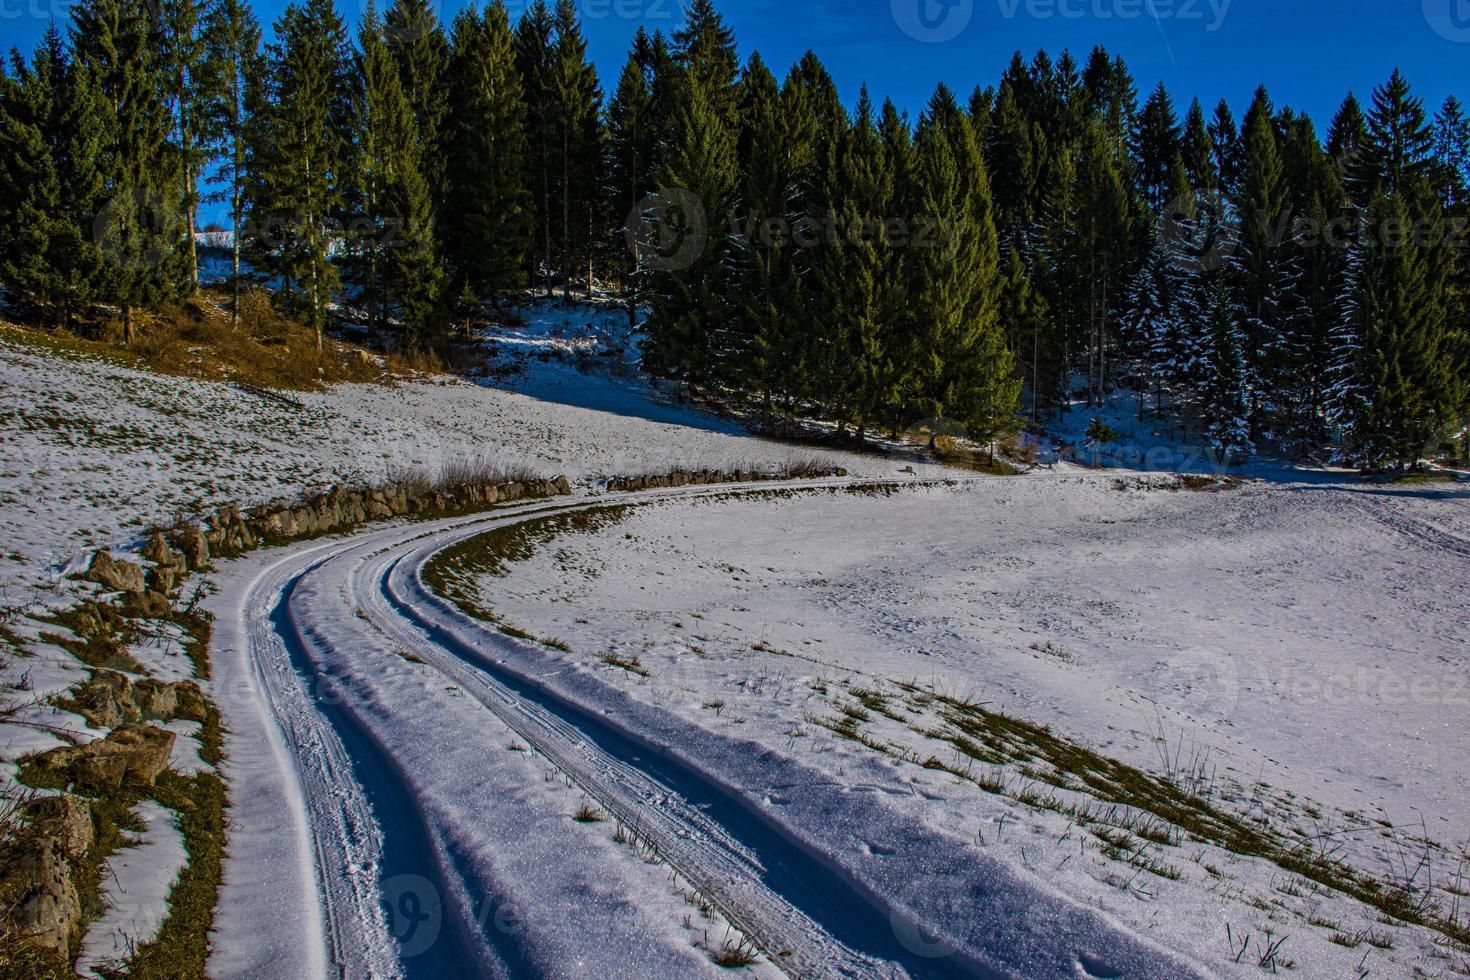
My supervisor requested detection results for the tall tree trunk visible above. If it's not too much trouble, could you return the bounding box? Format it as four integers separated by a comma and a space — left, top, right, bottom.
561, 129, 571, 304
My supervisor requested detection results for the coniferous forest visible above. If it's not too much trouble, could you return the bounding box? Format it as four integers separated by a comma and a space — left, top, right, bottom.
1, 0, 1467, 470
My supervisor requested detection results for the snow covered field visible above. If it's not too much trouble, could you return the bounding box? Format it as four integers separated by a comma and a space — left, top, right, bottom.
420, 474, 1470, 977
0, 301, 910, 575
3, 301, 1468, 977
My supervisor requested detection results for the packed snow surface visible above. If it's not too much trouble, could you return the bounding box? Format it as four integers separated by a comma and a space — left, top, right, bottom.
3, 300, 1468, 977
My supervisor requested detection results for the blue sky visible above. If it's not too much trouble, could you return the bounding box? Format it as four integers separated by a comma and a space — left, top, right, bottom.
5, 0, 1465, 130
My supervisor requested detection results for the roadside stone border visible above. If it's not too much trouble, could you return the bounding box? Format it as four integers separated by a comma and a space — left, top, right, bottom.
603, 466, 847, 493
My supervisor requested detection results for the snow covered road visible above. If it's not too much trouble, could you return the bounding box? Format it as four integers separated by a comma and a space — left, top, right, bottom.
207, 482, 1206, 980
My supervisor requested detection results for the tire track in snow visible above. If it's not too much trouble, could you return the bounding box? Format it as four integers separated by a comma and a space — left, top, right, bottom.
223, 481, 1207, 980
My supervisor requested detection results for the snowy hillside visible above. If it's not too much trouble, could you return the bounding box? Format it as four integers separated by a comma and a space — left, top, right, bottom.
0, 301, 916, 577
2, 299, 1467, 979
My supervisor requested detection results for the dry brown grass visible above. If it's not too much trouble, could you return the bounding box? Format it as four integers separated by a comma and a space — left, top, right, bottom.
2, 287, 424, 391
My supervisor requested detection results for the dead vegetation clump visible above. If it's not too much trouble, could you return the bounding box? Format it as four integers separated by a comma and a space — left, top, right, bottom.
1, 286, 447, 392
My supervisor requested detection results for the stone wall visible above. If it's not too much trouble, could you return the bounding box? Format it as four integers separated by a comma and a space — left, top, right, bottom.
603, 466, 847, 493
81, 475, 574, 615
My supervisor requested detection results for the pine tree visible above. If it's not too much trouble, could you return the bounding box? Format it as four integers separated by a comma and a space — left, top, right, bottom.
550, 0, 602, 301
605, 30, 656, 328
1339, 193, 1453, 468
1432, 96, 1470, 209
1236, 85, 1298, 435
161, 0, 209, 289
514, 0, 556, 292
73, 0, 189, 342
247, 0, 353, 345
384, 0, 449, 211
351, 0, 441, 346
201, 0, 263, 325
444, 1, 532, 310
643, 80, 735, 390
1132, 82, 1181, 210
1358, 70, 1435, 201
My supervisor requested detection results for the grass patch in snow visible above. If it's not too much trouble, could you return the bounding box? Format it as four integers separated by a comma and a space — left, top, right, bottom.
36, 603, 144, 674
425, 504, 634, 587
598, 653, 650, 677
101, 770, 226, 979
816, 678, 1470, 946
423, 503, 634, 658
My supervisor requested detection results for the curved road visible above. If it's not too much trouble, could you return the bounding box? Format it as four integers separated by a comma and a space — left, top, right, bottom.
206, 481, 1206, 980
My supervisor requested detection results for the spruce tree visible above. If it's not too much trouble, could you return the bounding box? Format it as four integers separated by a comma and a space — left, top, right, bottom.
1197, 274, 1251, 461
384, 0, 449, 212
1236, 85, 1297, 434
444, 1, 532, 310
838, 86, 901, 442
643, 80, 735, 390
1327, 93, 1370, 204
550, 0, 602, 301
1075, 115, 1133, 406
514, 0, 556, 292
1125, 157, 1191, 419
1035, 141, 1083, 416
728, 53, 799, 417
161, 0, 209, 288
1433, 96, 1470, 208
986, 78, 1043, 248
1209, 99, 1243, 199
605, 30, 656, 327
1133, 82, 1181, 210
248, 0, 353, 345
1358, 70, 1435, 200
907, 87, 1017, 442
1278, 112, 1350, 447
0, 32, 91, 323
1001, 246, 1053, 425
352, 0, 441, 346
72, 0, 188, 342
1180, 98, 1215, 195
1340, 193, 1453, 468
671, 0, 739, 126
201, 0, 263, 325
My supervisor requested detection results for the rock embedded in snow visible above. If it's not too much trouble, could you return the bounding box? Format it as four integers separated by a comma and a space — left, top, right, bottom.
83, 551, 146, 595
1, 836, 80, 959
32, 724, 176, 790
